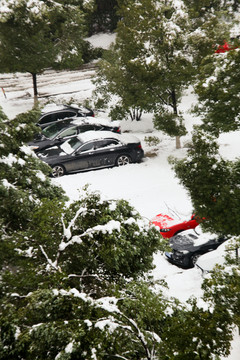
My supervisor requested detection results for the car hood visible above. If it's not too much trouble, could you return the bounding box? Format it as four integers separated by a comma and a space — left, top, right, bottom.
38, 146, 68, 159
151, 213, 189, 229
28, 138, 51, 147
169, 229, 226, 252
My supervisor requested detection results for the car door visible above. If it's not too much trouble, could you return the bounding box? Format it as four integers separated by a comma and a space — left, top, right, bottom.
63, 141, 95, 173
87, 139, 121, 168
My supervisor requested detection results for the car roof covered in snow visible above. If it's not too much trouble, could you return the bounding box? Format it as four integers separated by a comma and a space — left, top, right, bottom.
77, 131, 140, 144
196, 239, 234, 271
72, 117, 120, 127
41, 103, 89, 114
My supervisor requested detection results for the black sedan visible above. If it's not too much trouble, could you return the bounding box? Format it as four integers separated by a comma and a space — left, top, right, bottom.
37, 131, 144, 177
37, 104, 94, 129
29, 119, 121, 153
165, 229, 228, 269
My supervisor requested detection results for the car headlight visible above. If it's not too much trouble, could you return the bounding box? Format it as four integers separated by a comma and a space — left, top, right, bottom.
173, 250, 185, 259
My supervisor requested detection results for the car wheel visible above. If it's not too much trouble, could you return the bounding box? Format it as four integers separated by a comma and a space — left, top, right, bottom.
190, 253, 201, 267
52, 164, 65, 178
116, 155, 131, 166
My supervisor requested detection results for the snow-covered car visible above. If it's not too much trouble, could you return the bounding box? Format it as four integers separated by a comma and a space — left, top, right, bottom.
29, 118, 121, 152
165, 229, 228, 269
196, 239, 238, 273
37, 104, 94, 128
150, 213, 200, 239
38, 131, 144, 177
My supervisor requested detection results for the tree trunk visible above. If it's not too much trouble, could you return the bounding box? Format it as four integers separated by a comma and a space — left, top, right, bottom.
31, 72, 38, 108
176, 135, 181, 149
171, 89, 181, 149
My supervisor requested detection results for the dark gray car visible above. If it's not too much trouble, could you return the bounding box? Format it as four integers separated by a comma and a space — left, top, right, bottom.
38, 131, 144, 177
29, 119, 121, 153
37, 105, 94, 129
165, 229, 228, 269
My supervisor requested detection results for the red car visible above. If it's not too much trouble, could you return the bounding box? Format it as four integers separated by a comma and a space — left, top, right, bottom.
150, 213, 200, 239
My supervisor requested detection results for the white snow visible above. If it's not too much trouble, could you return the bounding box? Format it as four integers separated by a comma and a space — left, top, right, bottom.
77, 130, 140, 144
0, 32, 239, 360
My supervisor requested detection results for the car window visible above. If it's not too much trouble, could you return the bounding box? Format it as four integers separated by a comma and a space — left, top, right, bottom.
42, 122, 70, 139
39, 114, 54, 125
78, 142, 95, 153
98, 139, 119, 148
78, 125, 95, 133
39, 111, 76, 125
58, 127, 78, 139
56, 111, 76, 120
61, 137, 83, 154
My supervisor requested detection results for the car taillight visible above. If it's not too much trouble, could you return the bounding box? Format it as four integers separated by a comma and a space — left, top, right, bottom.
117, 127, 121, 133
137, 144, 142, 149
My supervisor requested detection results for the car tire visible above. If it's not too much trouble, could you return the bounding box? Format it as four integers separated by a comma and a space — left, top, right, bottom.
52, 164, 65, 178
190, 253, 201, 267
116, 155, 131, 166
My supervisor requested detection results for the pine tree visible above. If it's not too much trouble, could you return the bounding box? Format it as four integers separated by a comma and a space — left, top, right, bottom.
193, 48, 240, 135
170, 127, 240, 236
86, 0, 119, 34
202, 241, 240, 331
0, 0, 88, 101
0, 109, 235, 360
94, 0, 195, 148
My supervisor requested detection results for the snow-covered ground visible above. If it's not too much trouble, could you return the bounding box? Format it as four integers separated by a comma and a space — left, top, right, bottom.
0, 46, 239, 358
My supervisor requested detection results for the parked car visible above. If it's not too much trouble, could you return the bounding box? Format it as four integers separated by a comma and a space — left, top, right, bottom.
196, 239, 238, 273
37, 131, 144, 177
29, 118, 121, 152
165, 229, 228, 269
150, 213, 200, 239
37, 104, 94, 129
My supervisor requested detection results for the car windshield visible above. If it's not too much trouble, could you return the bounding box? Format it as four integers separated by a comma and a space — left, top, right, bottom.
42, 122, 70, 139
60, 137, 83, 154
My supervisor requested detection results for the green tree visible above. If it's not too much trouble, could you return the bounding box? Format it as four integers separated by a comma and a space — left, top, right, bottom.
94, 0, 195, 148
0, 276, 234, 359
202, 237, 240, 330
170, 128, 240, 236
0, 106, 65, 233
0, 0, 88, 101
0, 106, 66, 293
182, 0, 235, 69
193, 48, 240, 135
0, 107, 236, 359
86, 0, 119, 34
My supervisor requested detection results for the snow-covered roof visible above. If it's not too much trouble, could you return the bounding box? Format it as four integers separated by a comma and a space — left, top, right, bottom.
196, 240, 230, 271
41, 103, 90, 114
77, 131, 140, 144
73, 116, 120, 127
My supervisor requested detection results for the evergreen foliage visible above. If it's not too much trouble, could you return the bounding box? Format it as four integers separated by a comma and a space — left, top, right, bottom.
194, 48, 240, 135
202, 246, 240, 330
1, 1, 240, 357
0, 0, 93, 96
93, 0, 195, 148
182, 0, 232, 68
170, 128, 240, 236
86, 0, 119, 34
0, 108, 235, 359
0, 107, 65, 233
